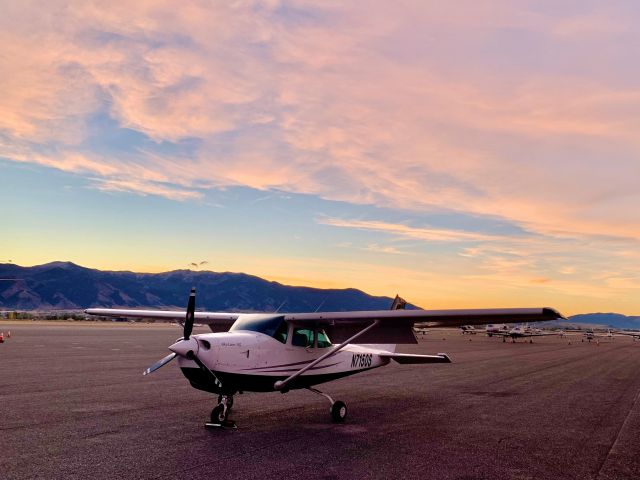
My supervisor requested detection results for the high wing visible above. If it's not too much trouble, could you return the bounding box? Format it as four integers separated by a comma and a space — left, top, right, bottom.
84, 308, 239, 333
284, 307, 564, 343
85, 306, 564, 344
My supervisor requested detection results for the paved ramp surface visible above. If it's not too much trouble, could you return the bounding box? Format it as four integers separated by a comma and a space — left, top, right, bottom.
1, 323, 639, 479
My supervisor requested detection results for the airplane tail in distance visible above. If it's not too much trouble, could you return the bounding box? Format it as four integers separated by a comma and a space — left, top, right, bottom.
390, 295, 407, 310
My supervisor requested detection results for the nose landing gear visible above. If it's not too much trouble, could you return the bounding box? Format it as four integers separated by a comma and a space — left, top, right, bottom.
206, 394, 237, 430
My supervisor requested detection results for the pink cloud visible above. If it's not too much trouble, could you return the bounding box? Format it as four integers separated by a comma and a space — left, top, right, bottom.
317, 217, 506, 242
1, 0, 640, 246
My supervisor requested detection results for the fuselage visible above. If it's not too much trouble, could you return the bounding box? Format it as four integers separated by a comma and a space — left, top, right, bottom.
177, 331, 391, 394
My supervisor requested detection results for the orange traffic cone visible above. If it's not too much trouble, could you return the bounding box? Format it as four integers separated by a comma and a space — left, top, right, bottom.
0, 332, 4, 343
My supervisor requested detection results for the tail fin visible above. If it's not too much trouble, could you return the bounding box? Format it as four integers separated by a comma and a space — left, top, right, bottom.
390, 294, 407, 310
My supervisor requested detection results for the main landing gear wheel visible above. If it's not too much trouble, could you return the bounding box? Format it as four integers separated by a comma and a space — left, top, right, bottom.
307, 387, 347, 423
331, 400, 347, 423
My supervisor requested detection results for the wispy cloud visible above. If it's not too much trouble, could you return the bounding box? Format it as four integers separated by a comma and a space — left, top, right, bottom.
364, 244, 407, 255
318, 217, 506, 242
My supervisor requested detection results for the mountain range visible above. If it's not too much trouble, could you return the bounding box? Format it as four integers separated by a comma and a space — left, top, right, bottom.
0, 261, 400, 313
1, 262, 638, 329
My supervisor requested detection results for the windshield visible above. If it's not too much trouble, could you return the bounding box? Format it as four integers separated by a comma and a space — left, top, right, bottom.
230, 315, 288, 343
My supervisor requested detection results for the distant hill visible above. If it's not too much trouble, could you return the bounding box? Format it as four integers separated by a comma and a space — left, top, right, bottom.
567, 313, 640, 330
0, 261, 402, 312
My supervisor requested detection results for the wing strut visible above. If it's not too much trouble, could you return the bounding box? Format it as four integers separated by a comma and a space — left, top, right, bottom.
273, 320, 381, 391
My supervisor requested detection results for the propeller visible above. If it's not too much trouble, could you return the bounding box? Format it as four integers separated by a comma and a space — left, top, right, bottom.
183, 287, 196, 340
188, 351, 222, 389
143, 352, 177, 376
142, 288, 223, 389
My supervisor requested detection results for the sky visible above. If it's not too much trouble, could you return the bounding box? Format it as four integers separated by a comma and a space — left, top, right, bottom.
1, 1, 639, 315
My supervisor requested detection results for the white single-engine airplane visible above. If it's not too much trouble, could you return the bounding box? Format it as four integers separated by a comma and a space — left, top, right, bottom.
580, 329, 616, 343
491, 324, 562, 343
86, 290, 564, 427
485, 323, 509, 337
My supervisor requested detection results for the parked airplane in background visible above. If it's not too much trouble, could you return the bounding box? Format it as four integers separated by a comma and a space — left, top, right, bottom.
86, 290, 564, 428
485, 324, 509, 337
616, 330, 640, 341
414, 326, 430, 336
581, 329, 615, 343
492, 325, 561, 343
460, 325, 479, 334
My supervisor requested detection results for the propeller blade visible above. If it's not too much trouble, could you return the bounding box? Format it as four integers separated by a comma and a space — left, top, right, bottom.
184, 287, 196, 340
188, 351, 223, 389
143, 352, 177, 376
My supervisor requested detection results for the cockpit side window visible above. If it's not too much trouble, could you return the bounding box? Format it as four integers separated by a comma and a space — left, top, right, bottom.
292, 328, 313, 347
316, 329, 331, 348
292, 327, 332, 348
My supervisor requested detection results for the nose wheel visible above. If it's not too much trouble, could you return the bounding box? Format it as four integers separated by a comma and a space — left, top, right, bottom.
206, 394, 237, 429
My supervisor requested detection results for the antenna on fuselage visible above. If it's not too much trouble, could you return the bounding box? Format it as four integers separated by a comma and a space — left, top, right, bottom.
313, 299, 326, 313
275, 299, 287, 313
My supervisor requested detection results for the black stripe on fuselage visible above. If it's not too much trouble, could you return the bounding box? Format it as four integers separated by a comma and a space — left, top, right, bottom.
240, 359, 315, 371
180, 367, 374, 394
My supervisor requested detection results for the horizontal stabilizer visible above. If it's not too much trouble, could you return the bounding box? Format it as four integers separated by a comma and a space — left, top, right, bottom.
380, 352, 451, 364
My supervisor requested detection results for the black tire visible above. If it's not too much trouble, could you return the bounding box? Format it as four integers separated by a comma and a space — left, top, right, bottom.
211, 404, 227, 424
331, 401, 347, 423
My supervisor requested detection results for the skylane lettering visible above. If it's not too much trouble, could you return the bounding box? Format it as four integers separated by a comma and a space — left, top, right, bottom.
351, 353, 372, 369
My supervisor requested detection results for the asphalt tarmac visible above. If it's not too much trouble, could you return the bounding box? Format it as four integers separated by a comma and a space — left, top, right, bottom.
1, 323, 639, 480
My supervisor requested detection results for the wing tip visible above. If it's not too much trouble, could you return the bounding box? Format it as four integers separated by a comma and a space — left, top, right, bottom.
543, 307, 566, 320
436, 353, 452, 363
